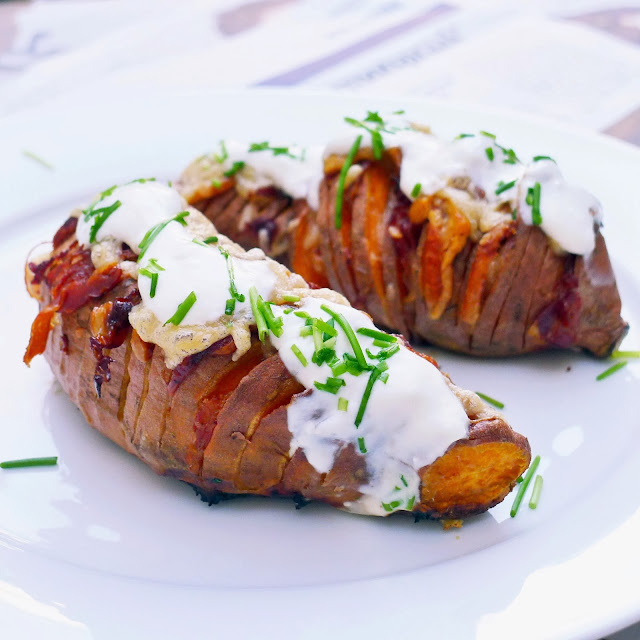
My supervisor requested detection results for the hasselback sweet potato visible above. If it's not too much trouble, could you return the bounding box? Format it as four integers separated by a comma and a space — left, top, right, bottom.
25, 198, 530, 521
180, 133, 627, 358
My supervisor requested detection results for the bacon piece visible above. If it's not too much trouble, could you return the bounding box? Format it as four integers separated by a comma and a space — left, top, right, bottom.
412, 195, 471, 320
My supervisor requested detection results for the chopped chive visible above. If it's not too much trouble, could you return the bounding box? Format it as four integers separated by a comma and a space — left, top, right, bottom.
501, 147, 519, 165
485, 147, 494, 161
392, 109, 405, 115
224, 297, 236, 315
480, 130, 496, 139
400, 475, 408, 487
294, 310, 310, 319
406, 495, 416, 510
338, 397, 348, 411
379, 371, 389, 384
533, 155, 555, 163
0, 456, 58, 469
372, 339, 389, 348
357, 437, 367, 454
203, 236, 218, 244
164, 291, 197, 326
456, 133, 474, 139
516, 476, 523, 483
495, 180, 516, 196
249, 286, 269, 342
211, 179, 222, 188
314, 319, 338, 337
300, 326, 313, 337
214, 140, 229, 164
22, 150, 54, 170
366, 344, 400, 360
148, 259, 164, 271
138, 211, 189, 260
88, 200, 122, 243
355, 365, 385, 427
356, 327, 396, 343
257, 298, 283, 337
611, 350, 640, 358
282, 294, 300, 303
149, 272, 158, 298
596, 361, 628, 381
528, 475, 543, 509
283, 308, 293, 315
314, 378, 345, 394
323, 336, 337, 349
475, 392, 505, 410
218, 247, 246, 304
312, 324, 324, 352
331, 361, 347, 377
291, 344, 308, 367
312, 347, 336, 365
335, 134, 362, 229
411, 183, 422, 198
530, 182, 542, 225
510, 455, 540, 517
321, 305, 368, 369
223, 161, 245, 178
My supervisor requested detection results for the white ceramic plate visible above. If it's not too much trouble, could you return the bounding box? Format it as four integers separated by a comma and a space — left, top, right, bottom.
1, 89, 639, 640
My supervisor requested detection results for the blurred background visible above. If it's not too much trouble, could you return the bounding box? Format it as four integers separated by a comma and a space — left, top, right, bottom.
1, 0, 640, 146
1, 1, 639, 638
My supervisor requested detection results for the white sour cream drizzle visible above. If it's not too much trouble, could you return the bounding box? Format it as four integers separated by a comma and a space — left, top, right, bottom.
205, 114, 601, 256
76, 180, 470, 516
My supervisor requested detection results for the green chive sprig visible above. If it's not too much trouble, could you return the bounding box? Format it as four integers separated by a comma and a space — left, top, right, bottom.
495, 180, 516, 196
321, 305, 368, 370
249, 286, 269, 342
86, 201, 122, 243
528, 475, 543, 509
223, 161, 245, 178
248, 141, 301, 160
291, 344, 308, 367
164, 291, 197, 326
475, 392, 505, 410
611, 350, 639, 359
138, 211, 189, 260
23, 150, 54, 170
356, 327, 396, 343
1, 456, 58, 469
596, 361, 628, 381
526, 182, 542, 225
335, 134, 362, 229
510, 455, 540, 517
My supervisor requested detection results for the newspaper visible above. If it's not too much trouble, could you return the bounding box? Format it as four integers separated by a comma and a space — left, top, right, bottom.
1, 0, 640, 144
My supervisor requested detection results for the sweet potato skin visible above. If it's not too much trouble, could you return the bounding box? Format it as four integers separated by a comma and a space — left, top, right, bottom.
29, 228, 530, 519
187, 162, 627, 357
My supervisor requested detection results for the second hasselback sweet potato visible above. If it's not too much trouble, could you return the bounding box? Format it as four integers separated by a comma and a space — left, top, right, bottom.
180, 122, 627, 357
